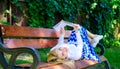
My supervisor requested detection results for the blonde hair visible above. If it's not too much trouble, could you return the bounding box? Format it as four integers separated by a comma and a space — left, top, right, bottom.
47, 50, 58, 62
47, 50, 75, 69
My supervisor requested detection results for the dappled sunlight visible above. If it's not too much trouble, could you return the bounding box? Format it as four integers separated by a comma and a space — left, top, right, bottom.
17, 53, 33, 61
15, 53, 33, 65
37, 28, 60, 37
37, 28, 60, 48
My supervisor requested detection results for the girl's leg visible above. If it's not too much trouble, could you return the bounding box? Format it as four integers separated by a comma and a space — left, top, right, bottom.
87, 30, 97, 38
87, 30, 103, 47
87, 30, 97, 44
79, 26, 102, 63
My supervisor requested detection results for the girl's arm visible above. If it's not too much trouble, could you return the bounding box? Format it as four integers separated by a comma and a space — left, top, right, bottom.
50, 28, 65, 51
57, 27, 65, 45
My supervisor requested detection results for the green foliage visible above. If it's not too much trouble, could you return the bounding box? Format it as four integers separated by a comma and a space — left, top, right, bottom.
37, 48, 50, 62
58, 0, 118, 48
11, 0, 120, 47
12, 0, 81, 28
0, 20, 10, 25
104, 47, 120, 69
74, 0, 120, 48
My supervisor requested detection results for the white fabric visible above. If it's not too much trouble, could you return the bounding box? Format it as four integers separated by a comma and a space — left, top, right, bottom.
67, 32, 83, 60
53, 20, 67, 31
50, 34, 64, 51
53, 20, 75, 31
50, 30, 83, 60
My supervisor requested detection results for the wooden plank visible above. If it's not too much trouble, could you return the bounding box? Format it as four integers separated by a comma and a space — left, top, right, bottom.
38, 56, 107, 69
4, 39, 58, 48
75, 56, 106, 69
37, 60, 98, 69
0, 25, 71, 38
17, 56, 106, 69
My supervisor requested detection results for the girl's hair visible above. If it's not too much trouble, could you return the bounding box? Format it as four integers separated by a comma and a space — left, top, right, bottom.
47, 50, 75, 69
47, 49, 65, 62
47, 50, 58, 62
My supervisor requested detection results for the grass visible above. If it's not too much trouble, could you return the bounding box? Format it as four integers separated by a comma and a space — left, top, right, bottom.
37, 48, 50, 62
0, 47, 120, 69
104, 47, 120, 69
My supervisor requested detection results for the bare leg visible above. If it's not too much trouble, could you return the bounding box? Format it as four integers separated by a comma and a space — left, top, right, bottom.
87, 30, 97, 38
87, 30, 103, 47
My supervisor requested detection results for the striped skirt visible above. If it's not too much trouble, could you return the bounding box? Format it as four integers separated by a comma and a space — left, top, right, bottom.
67, 26, 101, 63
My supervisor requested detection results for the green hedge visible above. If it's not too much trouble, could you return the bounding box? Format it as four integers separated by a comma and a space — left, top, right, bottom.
4, 0, 120, 47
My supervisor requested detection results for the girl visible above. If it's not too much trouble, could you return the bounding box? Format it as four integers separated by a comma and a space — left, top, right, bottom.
47, 22, 103, 64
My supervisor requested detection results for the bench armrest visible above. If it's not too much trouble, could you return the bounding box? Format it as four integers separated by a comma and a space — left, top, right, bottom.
96, 43, 105, 56
0, 43, 40, 69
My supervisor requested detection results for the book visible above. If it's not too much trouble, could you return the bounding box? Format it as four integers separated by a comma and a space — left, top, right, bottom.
53, 20, 75, 31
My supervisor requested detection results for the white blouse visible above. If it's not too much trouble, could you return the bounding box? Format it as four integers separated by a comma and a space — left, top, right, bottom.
50, 30, 83, 60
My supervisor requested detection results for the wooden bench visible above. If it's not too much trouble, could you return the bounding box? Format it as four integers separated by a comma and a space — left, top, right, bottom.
0, 25, 111, 69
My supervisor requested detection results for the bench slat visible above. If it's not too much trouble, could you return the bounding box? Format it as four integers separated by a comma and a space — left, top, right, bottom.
17, 56, 106, 69
4, 39, 58, 48
0, 25, 71, 38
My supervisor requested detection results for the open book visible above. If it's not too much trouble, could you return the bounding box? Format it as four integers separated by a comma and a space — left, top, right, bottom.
53, 20, 75, 31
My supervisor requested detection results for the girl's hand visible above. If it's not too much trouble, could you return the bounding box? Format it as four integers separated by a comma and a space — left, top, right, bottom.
73, 24, 79, 33
60, 27, 65, 35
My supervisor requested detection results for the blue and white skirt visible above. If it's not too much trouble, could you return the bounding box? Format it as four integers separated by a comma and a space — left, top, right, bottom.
67, 26, 101, 63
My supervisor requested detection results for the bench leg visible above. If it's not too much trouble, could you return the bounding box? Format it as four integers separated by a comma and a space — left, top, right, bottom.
104, 60, 111, 69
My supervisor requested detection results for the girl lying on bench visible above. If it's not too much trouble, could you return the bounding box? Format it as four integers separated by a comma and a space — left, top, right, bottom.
47, 20, 103, 68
